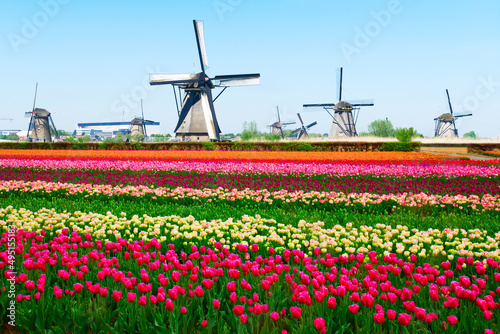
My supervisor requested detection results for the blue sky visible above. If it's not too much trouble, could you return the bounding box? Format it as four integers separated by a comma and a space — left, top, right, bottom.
1, 0, 499, 137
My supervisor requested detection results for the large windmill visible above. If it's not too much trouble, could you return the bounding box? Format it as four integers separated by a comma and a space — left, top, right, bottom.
150, 20, 260, 142
303, 67, 374, 137
25, 83, 59, 142
128, 99, 155, 140
267, 106, 295, 139
291, 113, 317, 140
434, 89, 472, 137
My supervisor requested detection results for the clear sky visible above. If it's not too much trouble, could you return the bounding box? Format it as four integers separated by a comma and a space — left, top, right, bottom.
1, 0, 499, 137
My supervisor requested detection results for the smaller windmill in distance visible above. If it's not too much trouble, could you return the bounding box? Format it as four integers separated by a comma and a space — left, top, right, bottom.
267, 106, 295, 139
128, 99, 155, 141
291, 113, 317, 140
25, 83, 59, 142
303, 67, 374, 137
434, 89, 472, 137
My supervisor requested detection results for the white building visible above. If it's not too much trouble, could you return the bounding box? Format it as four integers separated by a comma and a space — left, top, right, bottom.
75, 121, 160, 137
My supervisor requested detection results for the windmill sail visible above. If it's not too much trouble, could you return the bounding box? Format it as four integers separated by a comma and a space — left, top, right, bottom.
150, 20, 260, 142
303, 67, 373, 138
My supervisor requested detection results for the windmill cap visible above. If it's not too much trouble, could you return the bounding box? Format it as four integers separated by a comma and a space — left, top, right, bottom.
334, 101, 353, 111
438, 113, 454, 122
33, 108, 50, 117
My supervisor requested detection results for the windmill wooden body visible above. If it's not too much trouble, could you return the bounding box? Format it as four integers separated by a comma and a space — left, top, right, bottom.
267, 106, 295, 139
150, 20, 260, 142
25, 84, 59, 142
291, 113, 317, 139
303, 68, 374, 137
434, 89, 472, 137
128, 100, 155, 140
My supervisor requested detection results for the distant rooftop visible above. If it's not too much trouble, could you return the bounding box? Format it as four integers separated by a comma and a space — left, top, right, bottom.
77, 121, 160, 127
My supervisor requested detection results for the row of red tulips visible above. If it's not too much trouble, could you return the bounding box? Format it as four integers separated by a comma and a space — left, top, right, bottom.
0, 168, 498, 196
1, 228, 499, 333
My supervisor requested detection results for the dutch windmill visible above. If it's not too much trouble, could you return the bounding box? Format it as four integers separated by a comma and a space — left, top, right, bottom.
267, 106, 295, 139
25, 83, 59, 142
291, 113, 317, 140
303, 67, 374, 137
128, 99, 155, 140
150, 20, 260, 142
434, 89, 472, 137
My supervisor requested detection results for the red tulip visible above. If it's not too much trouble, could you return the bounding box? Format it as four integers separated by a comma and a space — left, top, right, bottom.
73, 283, 83, 294
327, 297, 337, 309
112, 291, 122, 301
233, 305, 244, 316
290, 306, 302, 319
348, 304, 359, 314
165, 298, 174, 311
314, 317, 326, 331
127, 293, 136, 303
201, 320, 208, 327
240, 314, 248, 324
387, 309, 396, 320
213, 299, 220, 309
398, 313, 411, 326
447, 315, 458, 326
270, 312, 279, 321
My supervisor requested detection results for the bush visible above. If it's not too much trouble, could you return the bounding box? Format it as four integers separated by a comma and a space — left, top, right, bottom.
202, 142, 216, 150
395, 127, 419, 143
380, 142, 415, 152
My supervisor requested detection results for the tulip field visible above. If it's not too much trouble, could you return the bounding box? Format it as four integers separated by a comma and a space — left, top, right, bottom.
1, 150, 500, 333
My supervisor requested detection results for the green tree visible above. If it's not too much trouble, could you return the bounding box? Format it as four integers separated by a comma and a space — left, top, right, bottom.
367, 119, 396, 137
240, 121, 261, 141
114, 132, 124, 142
463, 131, 477, 139
132, 133, 145, 142
7, 133, 19, 141
81, 135, 92, 143
56, 130, 72, 137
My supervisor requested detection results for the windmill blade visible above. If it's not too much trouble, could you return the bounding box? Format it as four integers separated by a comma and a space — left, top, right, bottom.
194, 20, 209, 72
141, 99, 144, 119
337, 67, 343, 101
49, 115, 59, 139
306, 121, 318, 129
446, 89, 454, 115
32, 83, 38, 112
297, 113, 305, 125
454, 113, 473, 118
204, 88, 221, 140
347, 99, 375, 106
150, 74, 198, 86
282, 121, 296, 126
303, 104, 336, 112
291, 128, 300, 136
276, 106, 281, 123
212, 74, 260, 87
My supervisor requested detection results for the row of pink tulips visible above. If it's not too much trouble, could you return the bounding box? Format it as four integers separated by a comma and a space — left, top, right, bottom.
1, 180, 499, 211
1, 158, 499, 177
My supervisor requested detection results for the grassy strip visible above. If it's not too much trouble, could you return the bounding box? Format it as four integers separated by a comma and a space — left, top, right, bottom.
1, 191, 497, 234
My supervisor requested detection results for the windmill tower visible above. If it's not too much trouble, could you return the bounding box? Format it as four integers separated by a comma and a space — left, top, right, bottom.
150, 20, 260, 142
303, 67, 374, 137
434, 89, 472, 137
129, 99, 155, 140
291, 113, 317, 140
25, 84, 59, 142
267, 106, 295, 139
